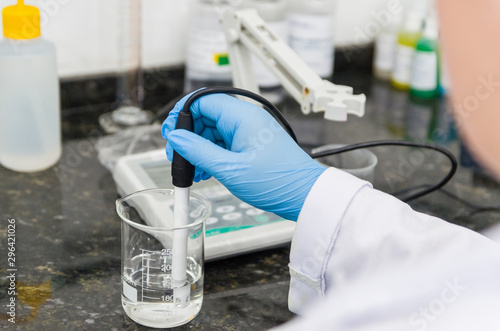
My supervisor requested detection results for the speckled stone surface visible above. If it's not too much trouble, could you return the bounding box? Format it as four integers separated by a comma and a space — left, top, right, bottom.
1, 67, 500, 330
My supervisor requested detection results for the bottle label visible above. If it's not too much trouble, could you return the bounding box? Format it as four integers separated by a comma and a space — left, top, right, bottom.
411, 51, 438, 91
252, 21, 288, 88
186, 27, 232, 79
374, 32, 397, 72
288, 13, 334, 78
392, 44, 414, 86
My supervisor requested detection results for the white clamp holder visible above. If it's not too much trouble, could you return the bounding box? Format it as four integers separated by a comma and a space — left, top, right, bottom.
221, 9, 366, 121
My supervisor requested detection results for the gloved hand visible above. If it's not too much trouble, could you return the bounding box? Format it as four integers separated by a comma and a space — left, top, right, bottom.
162, 93, 326, 221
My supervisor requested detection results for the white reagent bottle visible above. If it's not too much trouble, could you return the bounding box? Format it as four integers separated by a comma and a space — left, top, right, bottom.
372, 11, 403, 80
184, 0, 237, 93
287, 0, 336, 78
0, 0, 61, 172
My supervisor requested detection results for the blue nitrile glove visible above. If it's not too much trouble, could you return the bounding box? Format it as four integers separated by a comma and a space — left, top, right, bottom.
162, 93, 326, 221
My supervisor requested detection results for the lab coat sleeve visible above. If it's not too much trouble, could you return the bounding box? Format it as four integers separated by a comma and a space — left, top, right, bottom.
281, 167, 500, 330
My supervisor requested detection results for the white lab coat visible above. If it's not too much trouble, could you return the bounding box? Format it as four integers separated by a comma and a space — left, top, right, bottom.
278, 168, 500, 330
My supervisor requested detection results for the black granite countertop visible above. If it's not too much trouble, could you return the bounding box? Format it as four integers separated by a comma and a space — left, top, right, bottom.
1, 67, 500, 331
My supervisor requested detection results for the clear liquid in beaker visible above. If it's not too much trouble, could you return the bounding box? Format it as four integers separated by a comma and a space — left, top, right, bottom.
122, 253, 203, 328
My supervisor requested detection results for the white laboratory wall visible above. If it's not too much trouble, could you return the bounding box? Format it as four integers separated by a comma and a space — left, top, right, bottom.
0, 0, 389, 79
335, 0, 393, 46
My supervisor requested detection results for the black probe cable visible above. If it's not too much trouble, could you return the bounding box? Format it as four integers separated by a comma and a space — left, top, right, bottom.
181, 87, 298, 142
309, 141, 458, 202
152, 88, 297, 141
171, 87, 297, 188
169, 87, 458, 203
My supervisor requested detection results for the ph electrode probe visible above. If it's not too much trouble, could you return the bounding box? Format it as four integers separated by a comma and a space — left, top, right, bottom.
168, 7, 463, 309
171, 107, 195, 308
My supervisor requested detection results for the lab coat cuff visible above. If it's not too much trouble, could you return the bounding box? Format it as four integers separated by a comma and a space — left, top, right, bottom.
288, 167, 372, 313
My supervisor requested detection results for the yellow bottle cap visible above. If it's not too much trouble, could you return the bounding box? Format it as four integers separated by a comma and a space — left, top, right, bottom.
2, 0, 41, 40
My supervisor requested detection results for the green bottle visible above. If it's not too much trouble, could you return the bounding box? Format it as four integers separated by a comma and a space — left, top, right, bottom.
410, 16, 439, 99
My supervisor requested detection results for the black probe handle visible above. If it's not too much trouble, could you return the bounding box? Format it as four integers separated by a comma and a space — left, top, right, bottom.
171, 111, 195, 188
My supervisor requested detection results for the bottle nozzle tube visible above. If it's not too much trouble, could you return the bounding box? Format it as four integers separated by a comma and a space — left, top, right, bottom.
171, 111, 195, 188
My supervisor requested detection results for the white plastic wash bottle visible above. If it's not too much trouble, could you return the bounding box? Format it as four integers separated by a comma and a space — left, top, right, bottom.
0, 0, 61, 172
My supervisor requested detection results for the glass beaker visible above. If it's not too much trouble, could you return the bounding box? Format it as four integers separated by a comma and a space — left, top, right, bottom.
116, 189, 211, 328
